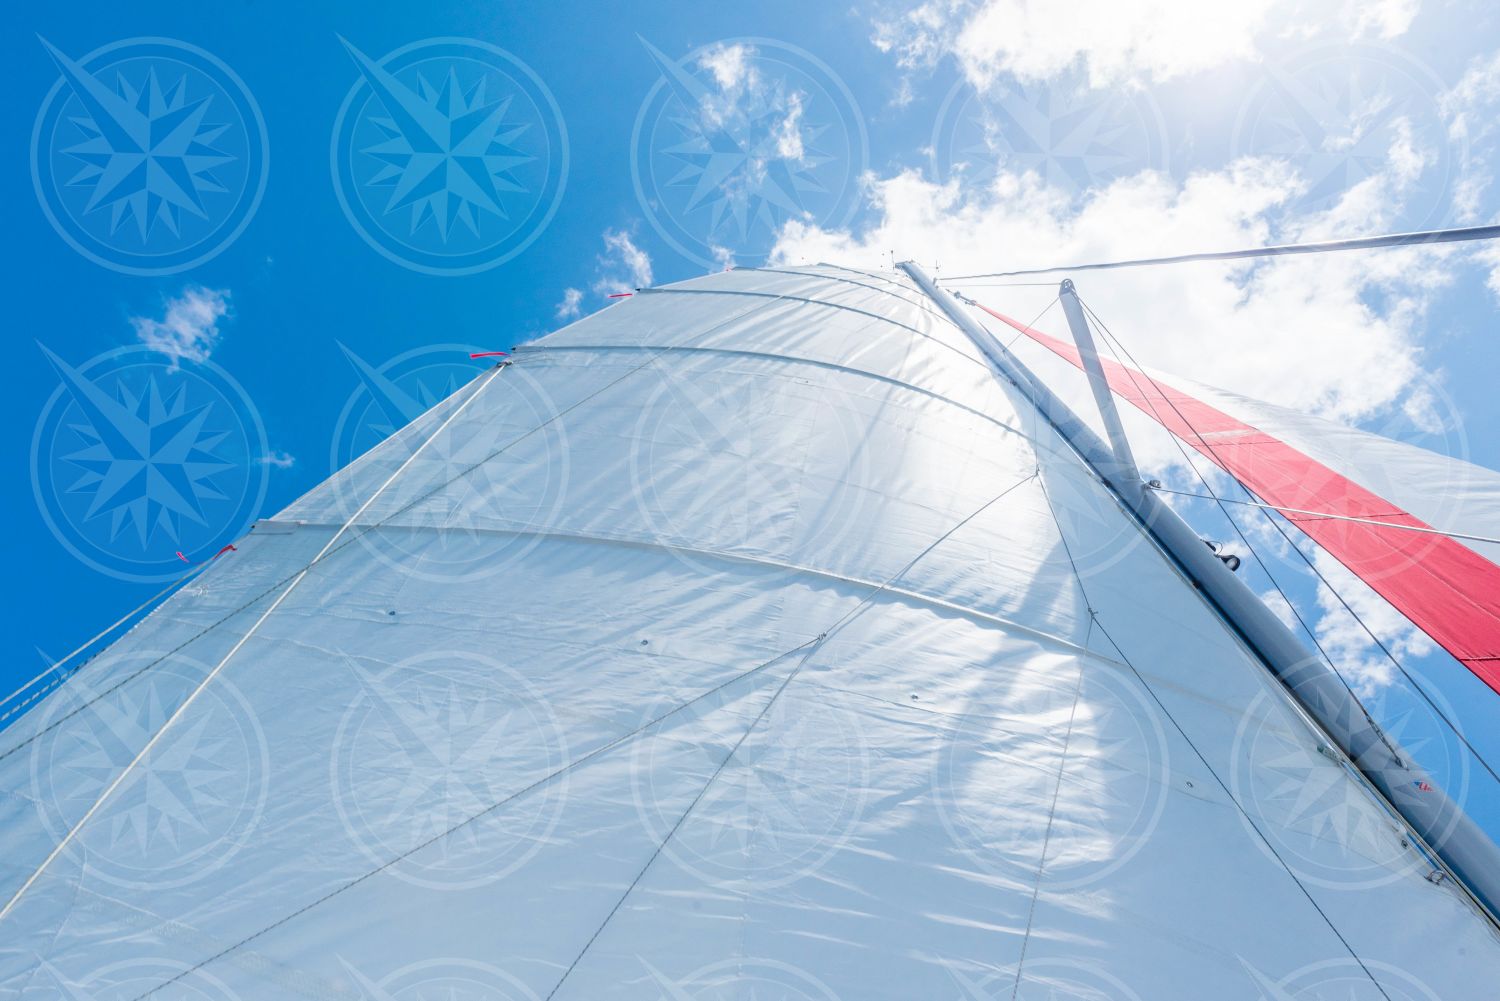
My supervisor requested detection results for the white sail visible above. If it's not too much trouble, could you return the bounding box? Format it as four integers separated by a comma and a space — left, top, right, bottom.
1, 265, 1496, 1000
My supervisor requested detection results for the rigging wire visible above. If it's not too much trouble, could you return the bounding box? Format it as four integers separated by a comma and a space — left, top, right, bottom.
1029, 467, 1395, 1001
1069, 299, 1380, 709
960, 294, 1361, 716
941, 222, 1500, 281
1074, 295, 1500, 790
0, 569, 207, 724
1145, 486, 1500, 548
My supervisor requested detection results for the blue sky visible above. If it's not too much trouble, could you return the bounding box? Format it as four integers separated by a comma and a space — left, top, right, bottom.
5, 0, 1500, 838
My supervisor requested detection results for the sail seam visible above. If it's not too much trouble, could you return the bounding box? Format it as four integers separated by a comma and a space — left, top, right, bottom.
539, 473, 1039, 1000
0, 297, 793, 764
128, 475, 1038, 1001
744, 265, 947, 319
635, 286, 989, 370
253, 520, 1109, 663
518, 342, 1068, 455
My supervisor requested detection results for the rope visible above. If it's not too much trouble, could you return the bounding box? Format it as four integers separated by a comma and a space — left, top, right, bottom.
940, 223, 1500, 281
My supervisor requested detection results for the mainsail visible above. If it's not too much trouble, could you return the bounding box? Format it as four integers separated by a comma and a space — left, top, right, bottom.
2, 265, 1498, 999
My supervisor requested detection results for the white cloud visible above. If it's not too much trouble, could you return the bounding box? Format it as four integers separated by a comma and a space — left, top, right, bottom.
130, 286, 231, 367
871, 0, 1417, 89
709, 244, 736, 271
773, 152, 1451, 449
551, 229, 659, 323
1441, 52, 1500, 295
555, 287, 584, 321
688, 41, 812, 197
257, 450, 295, 469
1307, 548, 1433, 696
593, 228, 654, 296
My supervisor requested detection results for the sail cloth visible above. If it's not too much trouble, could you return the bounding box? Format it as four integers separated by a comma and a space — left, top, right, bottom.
2, 267, 1498, 1000
974, 303, 1500, 698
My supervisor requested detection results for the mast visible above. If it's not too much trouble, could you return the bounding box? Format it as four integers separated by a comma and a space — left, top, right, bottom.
900, 260, 1500, 923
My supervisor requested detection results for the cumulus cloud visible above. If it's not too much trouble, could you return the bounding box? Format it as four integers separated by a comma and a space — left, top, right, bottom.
130, 286, 231, 367
1307, 548, 1434, 695
1441, 51, 1500, 298
593, 228, 654, 296
871, 0, 1417, 89
772, 152, 1452, 457
555, 287, 584, 321
549, 229, 659, 324
257, 450, 295, 469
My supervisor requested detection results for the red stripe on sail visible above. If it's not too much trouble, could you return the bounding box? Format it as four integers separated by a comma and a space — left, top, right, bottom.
977, 302, 1500, 696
